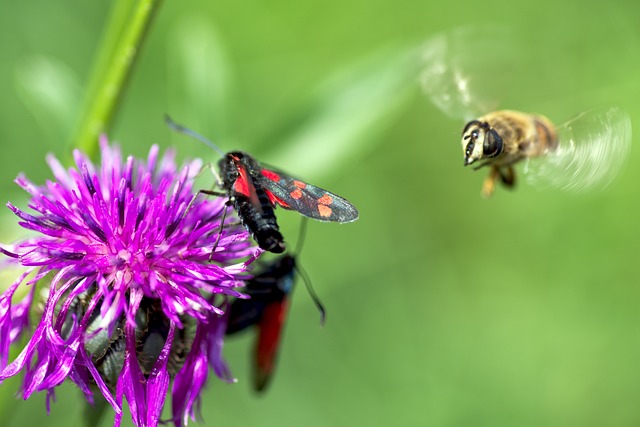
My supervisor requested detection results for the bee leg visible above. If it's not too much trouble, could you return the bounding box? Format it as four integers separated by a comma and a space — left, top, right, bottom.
481, 166, 499, 198
498, 166, 516, 188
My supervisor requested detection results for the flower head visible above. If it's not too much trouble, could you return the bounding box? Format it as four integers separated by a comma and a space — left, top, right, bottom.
0, 137, 260, 426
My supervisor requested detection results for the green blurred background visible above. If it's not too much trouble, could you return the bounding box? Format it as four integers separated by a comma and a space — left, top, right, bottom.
2, 0, 640, 426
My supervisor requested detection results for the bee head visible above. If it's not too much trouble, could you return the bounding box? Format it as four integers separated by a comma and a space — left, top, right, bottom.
461, 120, 504, 166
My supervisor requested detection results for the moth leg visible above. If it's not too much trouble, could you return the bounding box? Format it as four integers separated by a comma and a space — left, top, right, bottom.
197, 191, 245, 260
180, 188, 224, 221
179, 163, 224, 218
199, 189, 227, 198
481, 166, 499, 198
190, 162, 223, 191
209, 201, 230, 261
193, 161, 214, 180
207, 163, 224, 189
498, 166, 516, 188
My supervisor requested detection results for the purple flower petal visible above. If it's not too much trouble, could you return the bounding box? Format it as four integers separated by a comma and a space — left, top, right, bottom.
0, 140, 260, 427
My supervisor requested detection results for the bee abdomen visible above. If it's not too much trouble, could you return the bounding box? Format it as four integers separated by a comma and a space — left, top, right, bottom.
532, 115, 559, 153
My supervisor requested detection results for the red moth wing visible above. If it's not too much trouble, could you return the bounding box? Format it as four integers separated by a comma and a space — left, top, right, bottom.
258, 169, 359, 223
229, 154, 268, 212
254, 299, 289, 391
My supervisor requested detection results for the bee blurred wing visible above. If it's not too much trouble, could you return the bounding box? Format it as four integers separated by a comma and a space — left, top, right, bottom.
420, 25, 521, 121
524, 106, 631, 192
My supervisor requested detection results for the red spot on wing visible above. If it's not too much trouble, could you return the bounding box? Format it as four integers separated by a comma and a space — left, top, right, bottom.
318, 194, 333, 205
318, 204, 333, 218
293, 180, 306, 189
316, 193, 334, 218
261, 169, 281, 182
290, 188, 303, 199
265, 190, 291, 208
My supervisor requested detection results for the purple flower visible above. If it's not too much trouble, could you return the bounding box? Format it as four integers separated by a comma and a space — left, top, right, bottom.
0, 138, 261, 427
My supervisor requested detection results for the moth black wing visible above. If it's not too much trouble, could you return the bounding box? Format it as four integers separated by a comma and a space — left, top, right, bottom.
226, 255, 295, 335
258, 168, 359, 223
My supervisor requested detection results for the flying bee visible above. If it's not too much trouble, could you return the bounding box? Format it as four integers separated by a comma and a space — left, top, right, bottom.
420, 26, 632, 197
461, 110, 559, 197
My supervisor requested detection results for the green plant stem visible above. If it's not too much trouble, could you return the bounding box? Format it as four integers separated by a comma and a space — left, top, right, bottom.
78, 0, 132, 118
70, 0, 163, 160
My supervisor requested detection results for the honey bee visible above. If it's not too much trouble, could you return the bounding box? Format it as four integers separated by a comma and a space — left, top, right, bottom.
420, 26, 632, 197
461, 110, 558, 197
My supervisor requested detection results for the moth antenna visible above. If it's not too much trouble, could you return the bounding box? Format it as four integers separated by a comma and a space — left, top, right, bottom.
293, 217, 309, 256
295, 261, 326, 325
164, 115, 226, 157
291, 218, 325, 324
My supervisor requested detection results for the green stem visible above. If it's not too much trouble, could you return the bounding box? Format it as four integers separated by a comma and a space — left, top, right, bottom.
70, 0, 163, 160
78, 0, 132, 118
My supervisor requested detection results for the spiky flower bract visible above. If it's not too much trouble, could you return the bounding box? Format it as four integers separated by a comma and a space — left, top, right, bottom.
0, 138, 261, 427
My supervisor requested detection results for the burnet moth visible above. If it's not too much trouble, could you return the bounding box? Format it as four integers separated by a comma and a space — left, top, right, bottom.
227, 218, 325, 392
165, 116, 359, 253
226, 255, 295, 391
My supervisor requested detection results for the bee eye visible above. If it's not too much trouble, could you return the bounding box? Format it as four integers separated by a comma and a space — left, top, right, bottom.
483, 129, 503, 158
